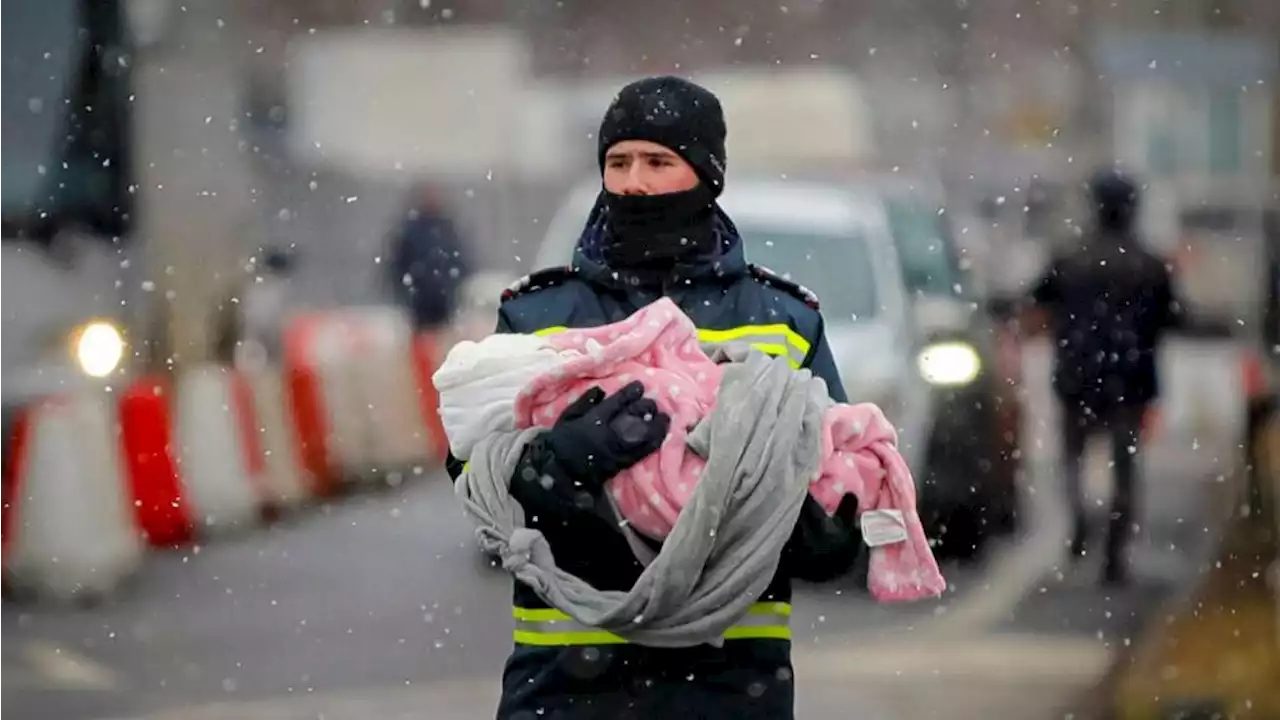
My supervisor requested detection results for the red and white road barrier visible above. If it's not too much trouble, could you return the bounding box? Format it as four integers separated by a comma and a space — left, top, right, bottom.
120, 377, 192, 547
348, 308, 434, 481
172, 366, 271, 534
242, 368, 312, 511
283, 306, 438, 487
120, 371, 269, 545
3, 393, 144, 602
283, 312, 366, 491
411, 332, 451, 461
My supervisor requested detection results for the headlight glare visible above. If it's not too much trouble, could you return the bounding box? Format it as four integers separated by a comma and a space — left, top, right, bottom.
74, 321, 125, 378
917, 341, 981, 386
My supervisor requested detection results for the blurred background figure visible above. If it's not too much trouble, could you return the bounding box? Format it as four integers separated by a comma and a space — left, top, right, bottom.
211, 245, 299, 369
240, 246, 299, 369
386, 183, 474, 332
1029, 169, 1183, 586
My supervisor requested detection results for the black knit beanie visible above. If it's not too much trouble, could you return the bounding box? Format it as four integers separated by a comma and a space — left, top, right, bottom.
597, 76, 727, 196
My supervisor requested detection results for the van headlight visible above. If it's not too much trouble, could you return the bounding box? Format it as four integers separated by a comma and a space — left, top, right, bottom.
917, 341, 981, 387
72, 321, 126, 378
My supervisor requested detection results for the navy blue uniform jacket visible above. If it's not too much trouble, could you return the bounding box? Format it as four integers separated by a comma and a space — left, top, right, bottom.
447, 206, 863, 720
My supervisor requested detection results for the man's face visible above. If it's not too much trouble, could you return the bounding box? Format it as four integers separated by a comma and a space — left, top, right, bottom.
603, 140, 700, 196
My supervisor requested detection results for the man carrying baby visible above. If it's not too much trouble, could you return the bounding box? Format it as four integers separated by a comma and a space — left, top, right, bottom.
446, 76, 864, 720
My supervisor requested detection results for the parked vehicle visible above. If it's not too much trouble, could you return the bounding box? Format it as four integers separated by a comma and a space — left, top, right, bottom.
865, 175, 1024, 542
3, 0, 138, 446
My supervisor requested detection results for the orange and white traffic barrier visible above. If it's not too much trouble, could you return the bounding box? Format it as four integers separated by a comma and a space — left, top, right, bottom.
119, 368, 275, 545
241, 367, 312, 511
344, 307, 433, 484
411, 331, 451, 461
3, 392, 143, 602
283, 315, 337, 495
120, 376, 193, 547
282, 312, 366, 492
282, 306, 445, 488
172, 365, 271, 535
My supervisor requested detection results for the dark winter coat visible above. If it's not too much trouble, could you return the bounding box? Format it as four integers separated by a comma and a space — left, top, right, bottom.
388, 206, 471, 329
1031, 231, 1182, 418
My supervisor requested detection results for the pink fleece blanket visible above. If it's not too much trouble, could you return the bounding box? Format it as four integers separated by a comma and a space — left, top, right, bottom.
512, 298, 945, 602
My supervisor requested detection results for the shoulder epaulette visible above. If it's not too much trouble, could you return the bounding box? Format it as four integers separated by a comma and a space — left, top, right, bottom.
748, 264, 820, 310
500, 265, 578, 303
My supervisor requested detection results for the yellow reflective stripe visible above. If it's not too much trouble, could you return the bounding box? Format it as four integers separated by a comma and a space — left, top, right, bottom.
514, 629, 630, 646
531, 325, 810, 368
746, 601, 793, 617
722, 625, 793, 641
512, 602, 792, 645
697, 324, 812, 358
739, 342, 801, 369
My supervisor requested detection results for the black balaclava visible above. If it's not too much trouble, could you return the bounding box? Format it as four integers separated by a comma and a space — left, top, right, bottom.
595, 76, 727, 268
1088, 168, 1140, 234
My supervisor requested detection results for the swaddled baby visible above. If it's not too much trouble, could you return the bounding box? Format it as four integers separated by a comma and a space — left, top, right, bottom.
434, 297, 945, 601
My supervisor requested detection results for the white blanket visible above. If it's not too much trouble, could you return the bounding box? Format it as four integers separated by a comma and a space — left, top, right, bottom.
432, 334, 567, 460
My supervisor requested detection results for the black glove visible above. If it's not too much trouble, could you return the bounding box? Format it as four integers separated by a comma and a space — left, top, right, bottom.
538, 381, 671, 489
784, 494, 865, 584
502, 382, 669, 582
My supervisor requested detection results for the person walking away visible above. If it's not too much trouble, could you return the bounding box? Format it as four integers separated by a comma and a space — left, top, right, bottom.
1029, 168, 1183, 585
387, 183, 472, 331
446, 76, 863, 719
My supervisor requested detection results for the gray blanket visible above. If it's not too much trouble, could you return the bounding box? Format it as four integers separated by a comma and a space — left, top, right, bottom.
454, 346, 832, 648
